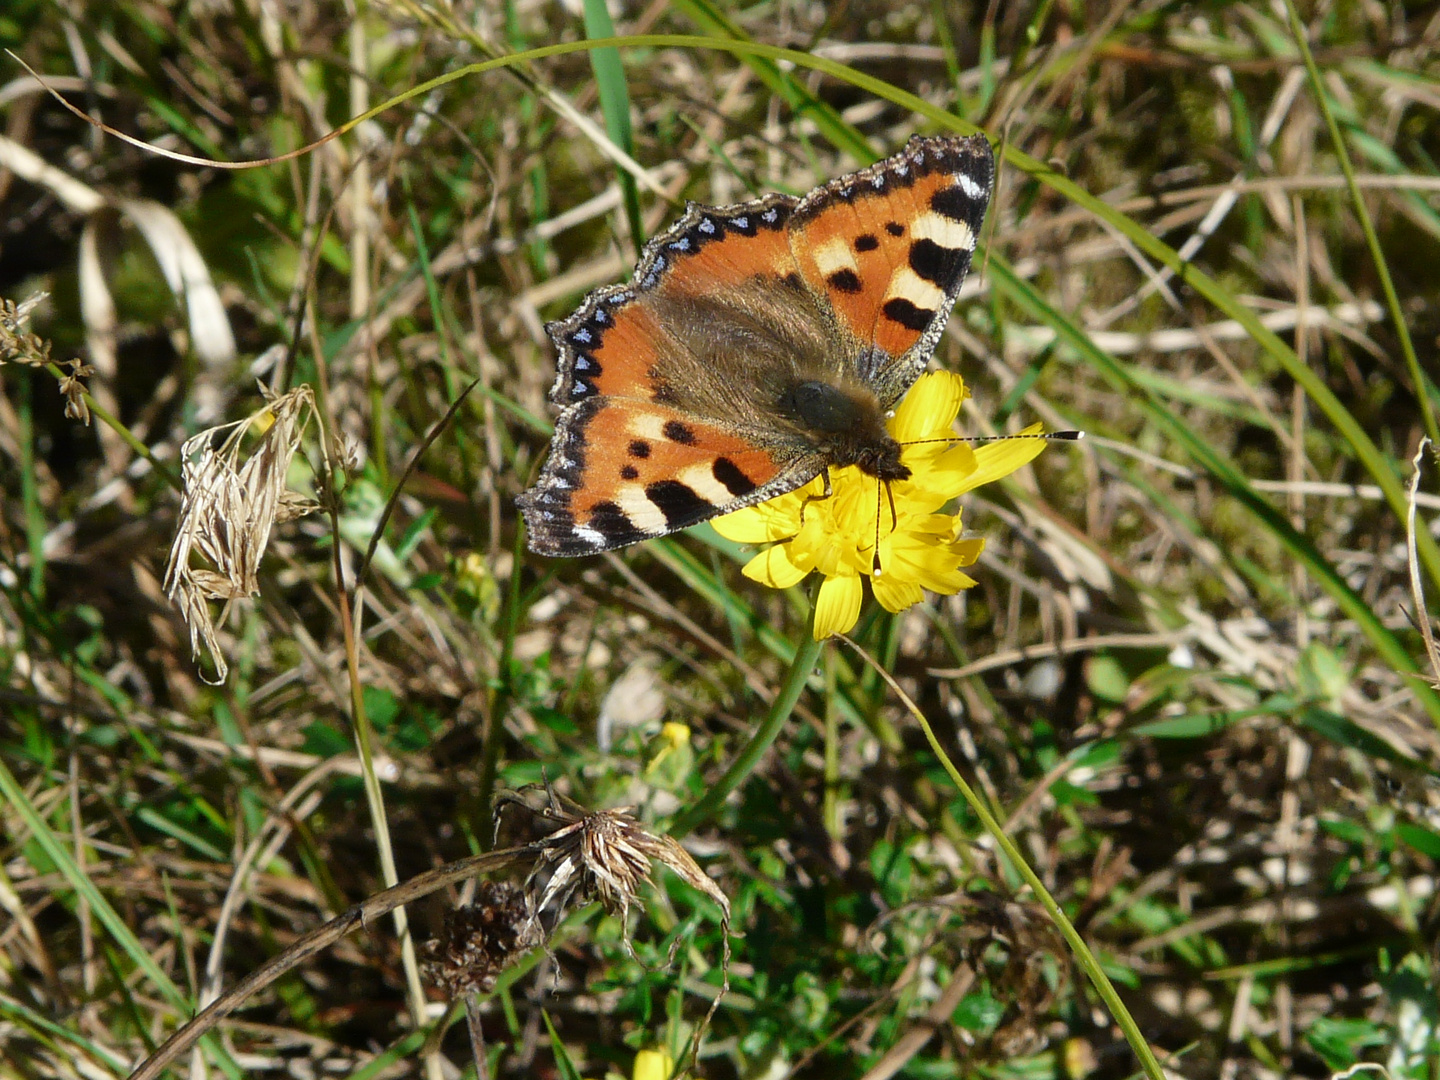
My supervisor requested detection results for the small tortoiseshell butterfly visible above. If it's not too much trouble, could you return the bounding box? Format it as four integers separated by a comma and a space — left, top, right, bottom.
518, 133, 995, 556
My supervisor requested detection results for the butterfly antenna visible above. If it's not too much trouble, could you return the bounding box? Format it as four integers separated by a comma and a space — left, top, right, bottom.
872, 479, 884, 577
900, 429, 1086, 448
871, 479, 901, 576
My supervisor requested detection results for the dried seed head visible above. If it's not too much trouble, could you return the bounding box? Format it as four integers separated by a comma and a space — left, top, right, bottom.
1, 293, 93, 423
422, 881, 541, 999
506, 792, 729, 935
0, 293, 52, 366
164, 385, 321, 683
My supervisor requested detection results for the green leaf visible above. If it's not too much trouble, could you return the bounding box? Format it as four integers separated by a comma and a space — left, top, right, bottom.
1298, 706, 1410, 764
952, 990, 1006, 1034
1131, 713, 1244, 739
1086, 654, 1130, 704
1397, 823, 1440, 859
1304, 1016, 1388, 1069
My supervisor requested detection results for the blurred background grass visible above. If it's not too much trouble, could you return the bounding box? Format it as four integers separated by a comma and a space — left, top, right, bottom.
2, 0, 1439, 1077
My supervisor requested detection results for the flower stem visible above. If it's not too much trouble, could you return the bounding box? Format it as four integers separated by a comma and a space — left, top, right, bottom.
670, 631, 824, 838
838, 635, 1168, 1080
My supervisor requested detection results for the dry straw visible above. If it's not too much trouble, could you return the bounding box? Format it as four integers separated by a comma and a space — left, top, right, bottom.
1408, 438, 1440, 690
163, 385, 321, 683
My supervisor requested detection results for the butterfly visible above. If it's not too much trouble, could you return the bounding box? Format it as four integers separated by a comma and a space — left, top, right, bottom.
518, 133, 995, 556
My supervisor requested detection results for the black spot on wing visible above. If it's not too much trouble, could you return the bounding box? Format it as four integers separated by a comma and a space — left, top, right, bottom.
826, 269, 864, 294
663, 420, 697, 445
620, 464, 639, 480
587, 501, 651, 547
885, 221, 905, 236
882, 297, 933, 332
783, 272, 805, 291
855, 234, 879, 252
909, 238, 962, 287
931, 184, 984, 225
645, 480, 712, 530
712, 457, 756, 497
629, 440, 652, 459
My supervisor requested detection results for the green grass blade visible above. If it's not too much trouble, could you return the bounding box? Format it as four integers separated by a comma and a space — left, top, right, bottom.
990, 255, 1440, 726
1284, 0, 1440, 448
0, 755, 242, 1076
582, 0, 646, 252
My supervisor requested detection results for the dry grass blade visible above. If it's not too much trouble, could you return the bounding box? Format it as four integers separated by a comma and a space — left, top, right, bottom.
1408, 438, 1440, 691
117, 199, 237, 366
163, 386, 321, 684
125, 847, 533, 1080
0, 133, 235, 376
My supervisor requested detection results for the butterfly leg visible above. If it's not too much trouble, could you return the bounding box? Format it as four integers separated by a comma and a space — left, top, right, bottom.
798, 468, 834, 527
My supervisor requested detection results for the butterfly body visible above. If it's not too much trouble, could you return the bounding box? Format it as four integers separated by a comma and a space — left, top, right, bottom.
518, 133, 995, 556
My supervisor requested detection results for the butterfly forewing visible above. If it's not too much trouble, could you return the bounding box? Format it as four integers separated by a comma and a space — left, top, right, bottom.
788, 134, 994, 406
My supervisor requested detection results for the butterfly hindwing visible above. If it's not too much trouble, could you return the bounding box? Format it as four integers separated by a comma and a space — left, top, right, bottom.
519, 398, 792, 556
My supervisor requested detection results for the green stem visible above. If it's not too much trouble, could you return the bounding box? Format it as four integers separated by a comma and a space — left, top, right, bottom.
671, 631, 824, 838
839, 636, 1168, 1080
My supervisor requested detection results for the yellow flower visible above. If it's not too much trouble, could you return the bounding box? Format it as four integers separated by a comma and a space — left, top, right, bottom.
713, 371, 1049, 639
632, 1048, 673, 1080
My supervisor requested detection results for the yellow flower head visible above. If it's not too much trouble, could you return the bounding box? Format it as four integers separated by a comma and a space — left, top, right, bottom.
631, 1048, 674, 1080
712, 371, 1049, 639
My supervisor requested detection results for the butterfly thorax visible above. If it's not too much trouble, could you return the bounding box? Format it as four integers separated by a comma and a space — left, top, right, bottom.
781, 380, 911, 482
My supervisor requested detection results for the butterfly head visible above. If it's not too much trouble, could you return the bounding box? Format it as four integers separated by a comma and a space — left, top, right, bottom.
781, 379, 911, 483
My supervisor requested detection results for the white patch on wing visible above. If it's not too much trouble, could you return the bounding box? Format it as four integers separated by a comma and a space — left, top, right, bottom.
884, 267, 947, 310
614, 486, 668, 533
813, 236, 859, 278
574, 524, 607, 548
910, 212, 975, 251
957, 173, 985, 201
676, 463, 737, 506
624, 412, 669, 442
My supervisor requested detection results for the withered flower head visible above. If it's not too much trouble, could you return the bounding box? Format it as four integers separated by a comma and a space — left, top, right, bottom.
422, 881, 541, 999
503, 791, 730, 937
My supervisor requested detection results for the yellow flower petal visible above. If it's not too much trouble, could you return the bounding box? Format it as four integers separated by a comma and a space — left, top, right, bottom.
741, 543, 811, 589
716, 374, 1049, 625
812, 573, 863, 639
713, 498, 799, 543
954, 424, 1047, 495
891, 370, 966, 442
633, 1049, 673, 1080
872, 572, 923, 612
